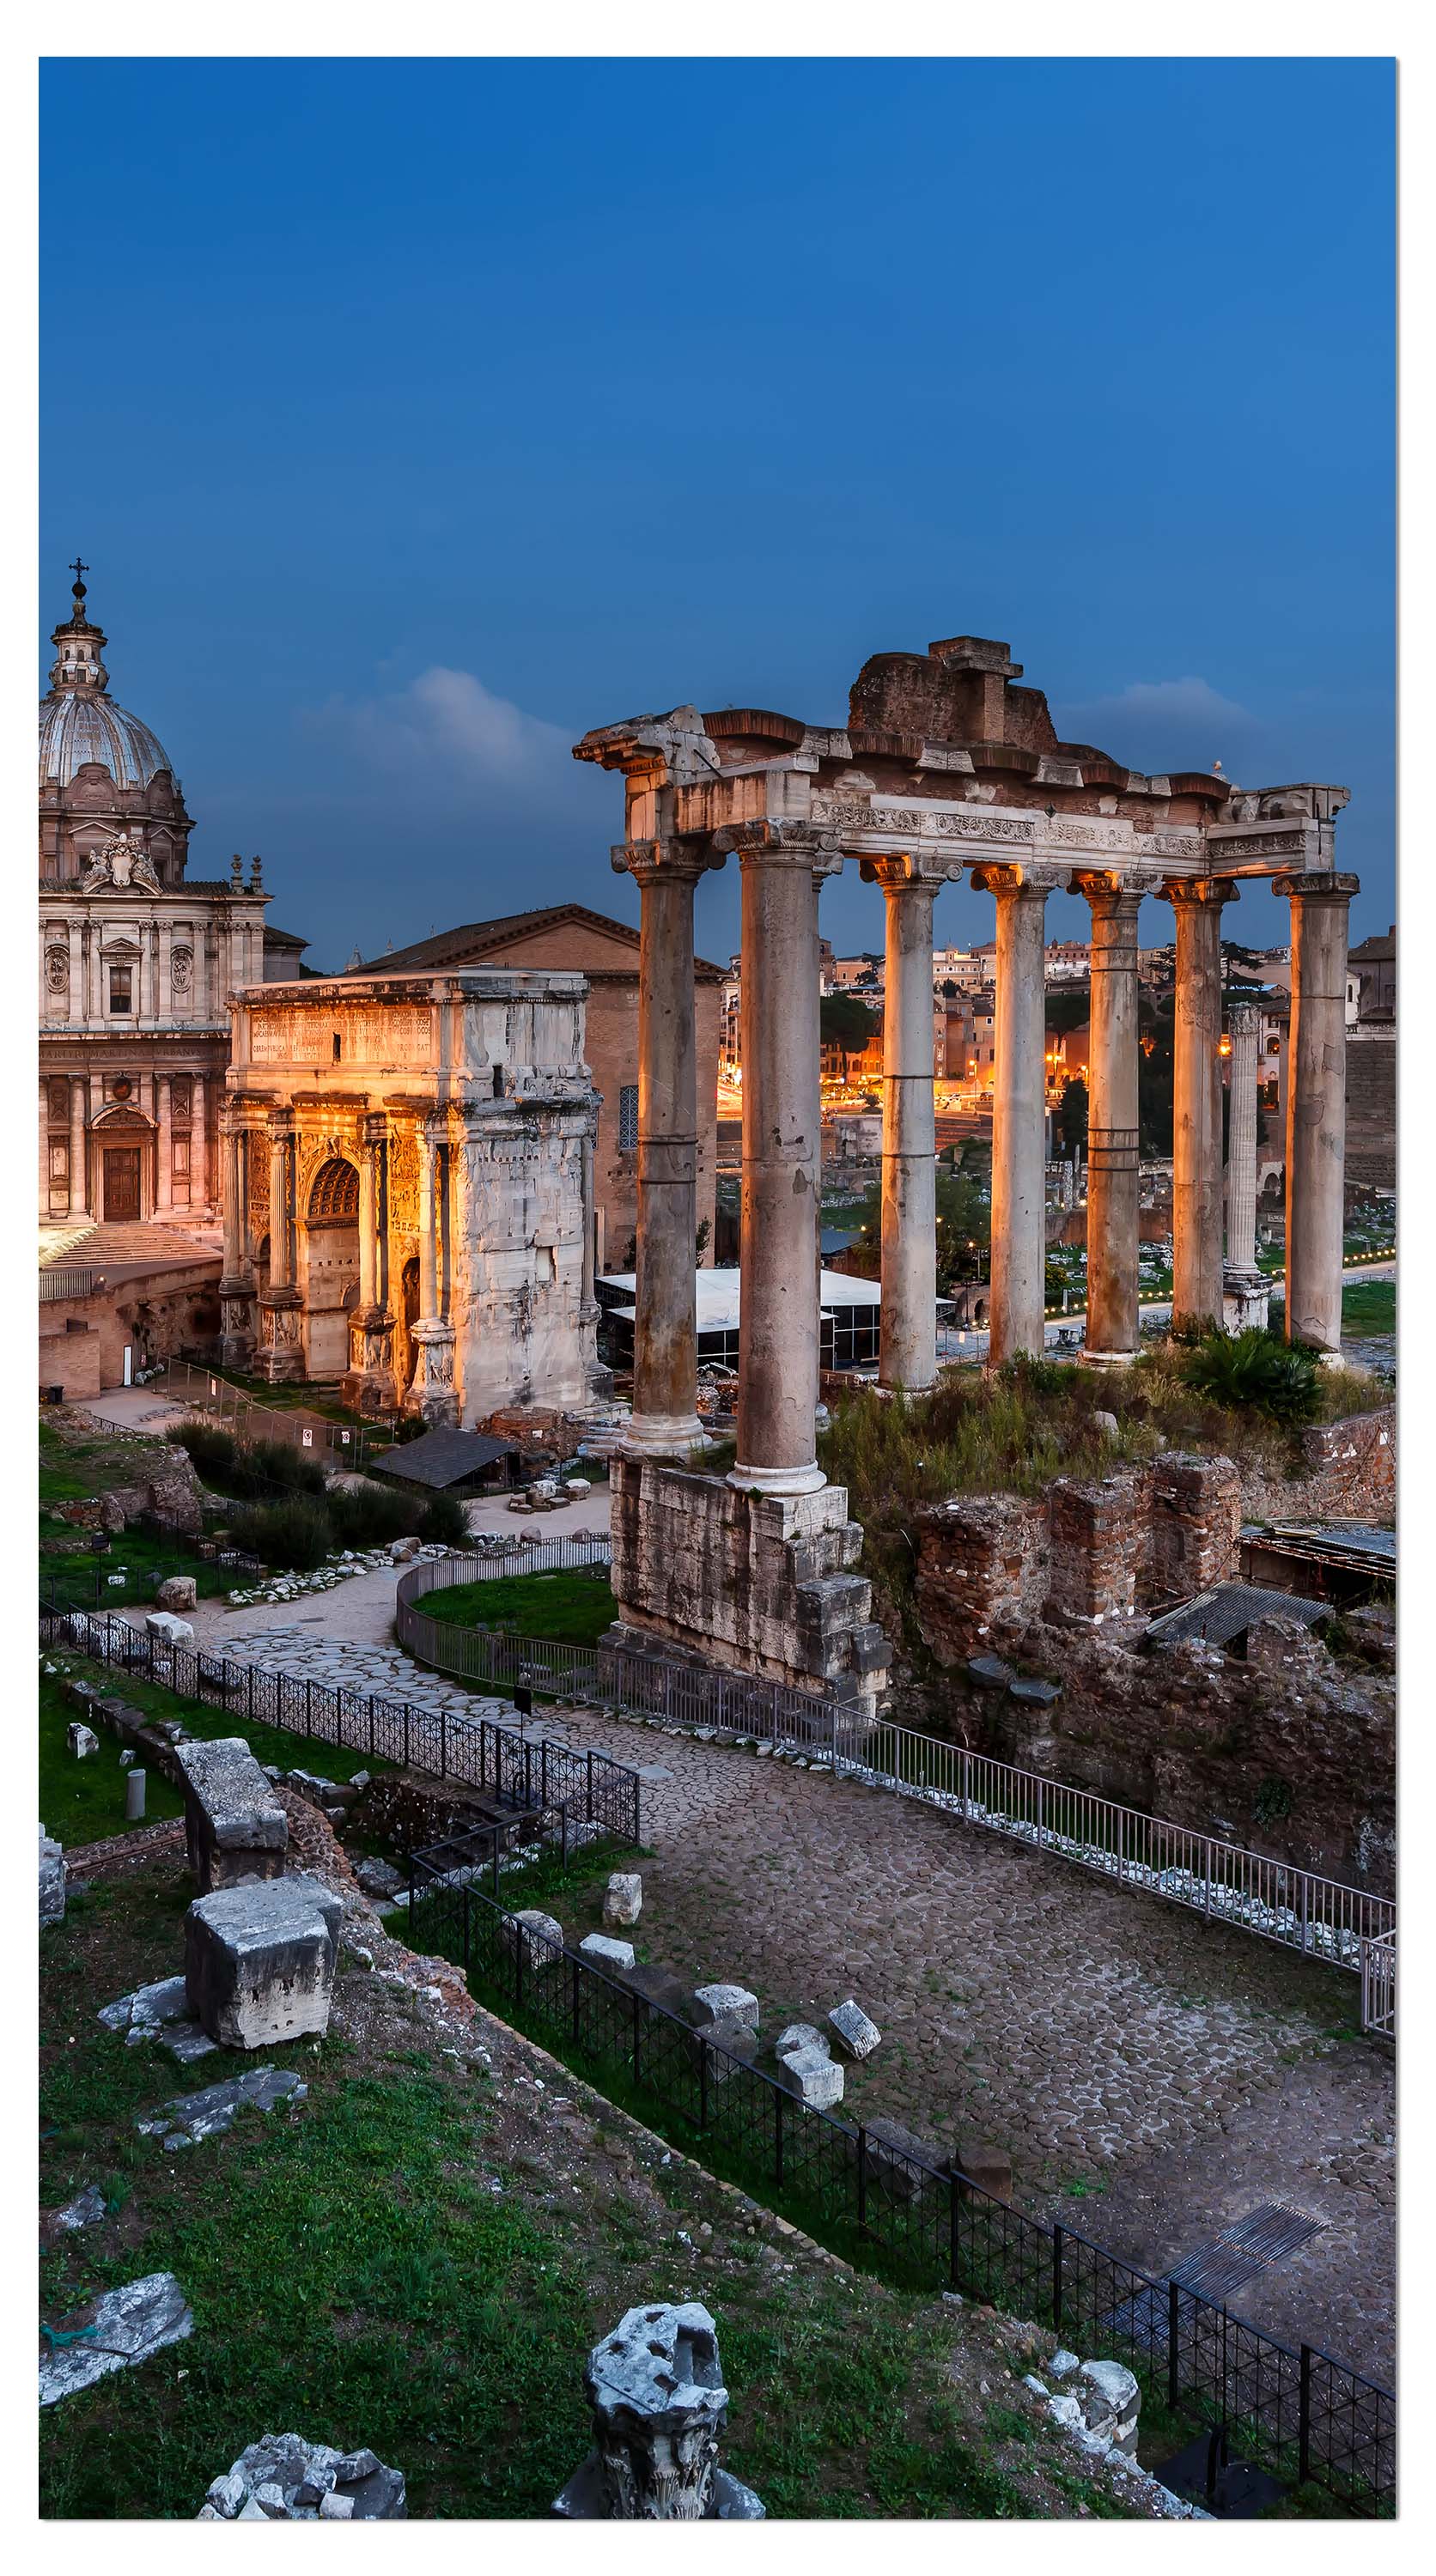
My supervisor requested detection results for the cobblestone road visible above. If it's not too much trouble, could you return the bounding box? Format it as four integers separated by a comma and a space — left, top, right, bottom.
171, 1602, 1395, 2383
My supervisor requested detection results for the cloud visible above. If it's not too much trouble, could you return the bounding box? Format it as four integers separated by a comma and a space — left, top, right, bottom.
302, 665, 579, 798
1053, 675, 1257, 766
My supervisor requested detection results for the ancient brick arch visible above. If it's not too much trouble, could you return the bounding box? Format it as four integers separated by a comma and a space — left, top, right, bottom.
307, 1156, 359, 1224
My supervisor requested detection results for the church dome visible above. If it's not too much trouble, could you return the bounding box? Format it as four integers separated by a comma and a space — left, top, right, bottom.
38, 568, 181, 792
39, 688, 178, 791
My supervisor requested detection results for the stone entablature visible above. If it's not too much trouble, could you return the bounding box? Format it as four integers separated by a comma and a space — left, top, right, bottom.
222, 970, 601, 1423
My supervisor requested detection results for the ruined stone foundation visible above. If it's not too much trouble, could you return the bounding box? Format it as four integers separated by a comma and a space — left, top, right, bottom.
607, 1456, 890, 1711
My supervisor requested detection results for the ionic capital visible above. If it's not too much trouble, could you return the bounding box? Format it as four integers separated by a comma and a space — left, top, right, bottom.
1272, 870, 1360, 905
1162, 875, 1239, 909
714, 819, 844, 879
859, 851, 943, 897
968, 862, 1058, 902
611, 835, 725, 890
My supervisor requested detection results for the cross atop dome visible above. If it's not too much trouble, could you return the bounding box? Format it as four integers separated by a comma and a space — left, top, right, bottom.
50, 559, 109, 692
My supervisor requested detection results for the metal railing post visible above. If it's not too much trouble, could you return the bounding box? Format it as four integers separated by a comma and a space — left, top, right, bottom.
856, 2126, 867, 2231
1167, 2278, 1181, 2412
571, 1951, 581, 2046
1052, 2222, 1064, 2332
699, 2033, 709, 2132
462, 1880, 471, 1975
441, 1710, 447, 1778
774, 2083, 784, 2189
1299, 2344, 1312, 2487
948, 2172, 960, 2289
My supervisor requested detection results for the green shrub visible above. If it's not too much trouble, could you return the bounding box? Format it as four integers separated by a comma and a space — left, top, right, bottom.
168, 1421, 238, 1480
231, 1496, 334, 1570
1177, 1327, 1321, 1424
417, 1490, 469, 1548
327, 1481, 422, 1549
238, 1437, 329, 1498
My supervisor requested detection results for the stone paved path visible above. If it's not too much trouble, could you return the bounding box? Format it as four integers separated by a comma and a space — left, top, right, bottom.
156, 1599, 1394, 2383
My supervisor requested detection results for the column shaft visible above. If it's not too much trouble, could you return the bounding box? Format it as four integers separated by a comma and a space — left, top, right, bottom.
1278, 872, 1358, 1353
731, 841, 831, 1494
357, 1127, 379, 1309
69, 1077, 88, 1217
1169, 881, 1232, 1330
628, 857, 704, 1452
221, 1122, 246, 1273
268, 1124, 293, 1286
876, 872, 937, 1391
417, 1129, 440, 1315
983, 873, 1049, 1364
1225, 1004, 1261, 1273
1080, 881, 1143, 1364
157, 1074, 173, 1211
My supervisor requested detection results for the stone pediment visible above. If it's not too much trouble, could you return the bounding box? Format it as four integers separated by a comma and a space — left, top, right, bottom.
93, 1103, 150, 1130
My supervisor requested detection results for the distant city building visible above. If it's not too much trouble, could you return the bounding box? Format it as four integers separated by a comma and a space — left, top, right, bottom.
347, 904, 722, 1272
38, 568, 301, 1234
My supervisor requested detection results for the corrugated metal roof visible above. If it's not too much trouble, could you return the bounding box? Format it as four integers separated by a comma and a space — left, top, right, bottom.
370, 1427, 517, 1487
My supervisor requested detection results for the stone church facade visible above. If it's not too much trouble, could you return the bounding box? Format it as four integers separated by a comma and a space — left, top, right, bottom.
38, 570, 298, 1233
221, 970, 601, 1422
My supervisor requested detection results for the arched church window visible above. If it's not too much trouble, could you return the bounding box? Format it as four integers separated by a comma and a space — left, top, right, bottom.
307, 1157, 360, 1223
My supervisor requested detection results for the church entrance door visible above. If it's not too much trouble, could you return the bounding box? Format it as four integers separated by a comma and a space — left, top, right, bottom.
103, 1148, 141, 1222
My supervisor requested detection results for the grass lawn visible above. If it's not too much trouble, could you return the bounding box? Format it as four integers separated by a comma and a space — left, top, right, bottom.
1341, 1279, 1395, 1334
423, 1569, 615, 1649
39, 1863, 1130, 2521
40, 1656, 395, 1846
41, 1525, 237, 1609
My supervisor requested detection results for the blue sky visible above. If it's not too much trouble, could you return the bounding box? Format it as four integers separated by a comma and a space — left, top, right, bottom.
40, 55, 1395, 970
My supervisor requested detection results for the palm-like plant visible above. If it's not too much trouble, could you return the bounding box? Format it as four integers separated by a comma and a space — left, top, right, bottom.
1177, 1327, 1321, 1423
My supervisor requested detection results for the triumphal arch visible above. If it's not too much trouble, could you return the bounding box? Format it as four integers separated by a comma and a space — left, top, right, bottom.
575, 629, 1355, 1710
219, 969, 600, 1421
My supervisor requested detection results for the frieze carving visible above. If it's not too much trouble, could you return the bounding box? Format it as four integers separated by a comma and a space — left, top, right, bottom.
933, 811, 1034, 843
1207, 829, 1310, 861
45, 947, 69, 992
246, 1136, 271, 1230
171, 946, 193, 993
386, 1129, 419, 1231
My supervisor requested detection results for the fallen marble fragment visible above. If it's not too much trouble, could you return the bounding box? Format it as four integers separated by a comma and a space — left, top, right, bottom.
199, 2432, 406, 2519
40, 2271, 193, 2406
137, 2065, 307, 2149
52, 2184, 107, 2233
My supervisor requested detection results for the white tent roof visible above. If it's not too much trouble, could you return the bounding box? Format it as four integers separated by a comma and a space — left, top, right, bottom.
598, 1267, 883, 1331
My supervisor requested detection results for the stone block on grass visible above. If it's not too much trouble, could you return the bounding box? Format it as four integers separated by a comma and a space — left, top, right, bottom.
155, 1575, 198, 1613
40, 2270, 193, 2407
603, 1871, 642, 1929
827, 1998, 880, 2060
66, 1721, 99, 1759
40, 1823, 66, 1927
185, 1874, 342, 2050
776, 2044, 844, 2111
505, 1909, 565, 1972
174, 1736, 289, 1894
580, 1932, 636, 1973
954, 2139, 1013, 2203
693, 1983, 758, 2034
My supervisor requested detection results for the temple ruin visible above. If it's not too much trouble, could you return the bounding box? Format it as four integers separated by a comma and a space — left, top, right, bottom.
575, 631, 1356, 1702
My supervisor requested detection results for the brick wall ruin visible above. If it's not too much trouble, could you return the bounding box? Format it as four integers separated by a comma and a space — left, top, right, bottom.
907, 1415, 1396, 1892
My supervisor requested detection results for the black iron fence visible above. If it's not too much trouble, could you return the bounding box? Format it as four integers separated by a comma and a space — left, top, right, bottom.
397, 1555, 1396, 2014
408, 1858, 1395, 2519
37, 1605, 642, 1849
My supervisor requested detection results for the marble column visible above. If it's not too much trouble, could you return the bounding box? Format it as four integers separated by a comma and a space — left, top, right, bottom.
865, 858, 938, 1392
612, 838, 717, 1454
1222, 999, 1269, 1331
345, 1112, 396, 1414
156, 1074, 173, 1212
1276, 871, 1359, 1355
1077, 875, 1145, 1366
407, 1120, 458, 1422
218, 1111, 257, 1366
1167, 878, 1235, 1332
974, 866, 1050, 1364
259, 1114, 304, 1382
69, 1076, 89, 1218
724, 824, 840, 1495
